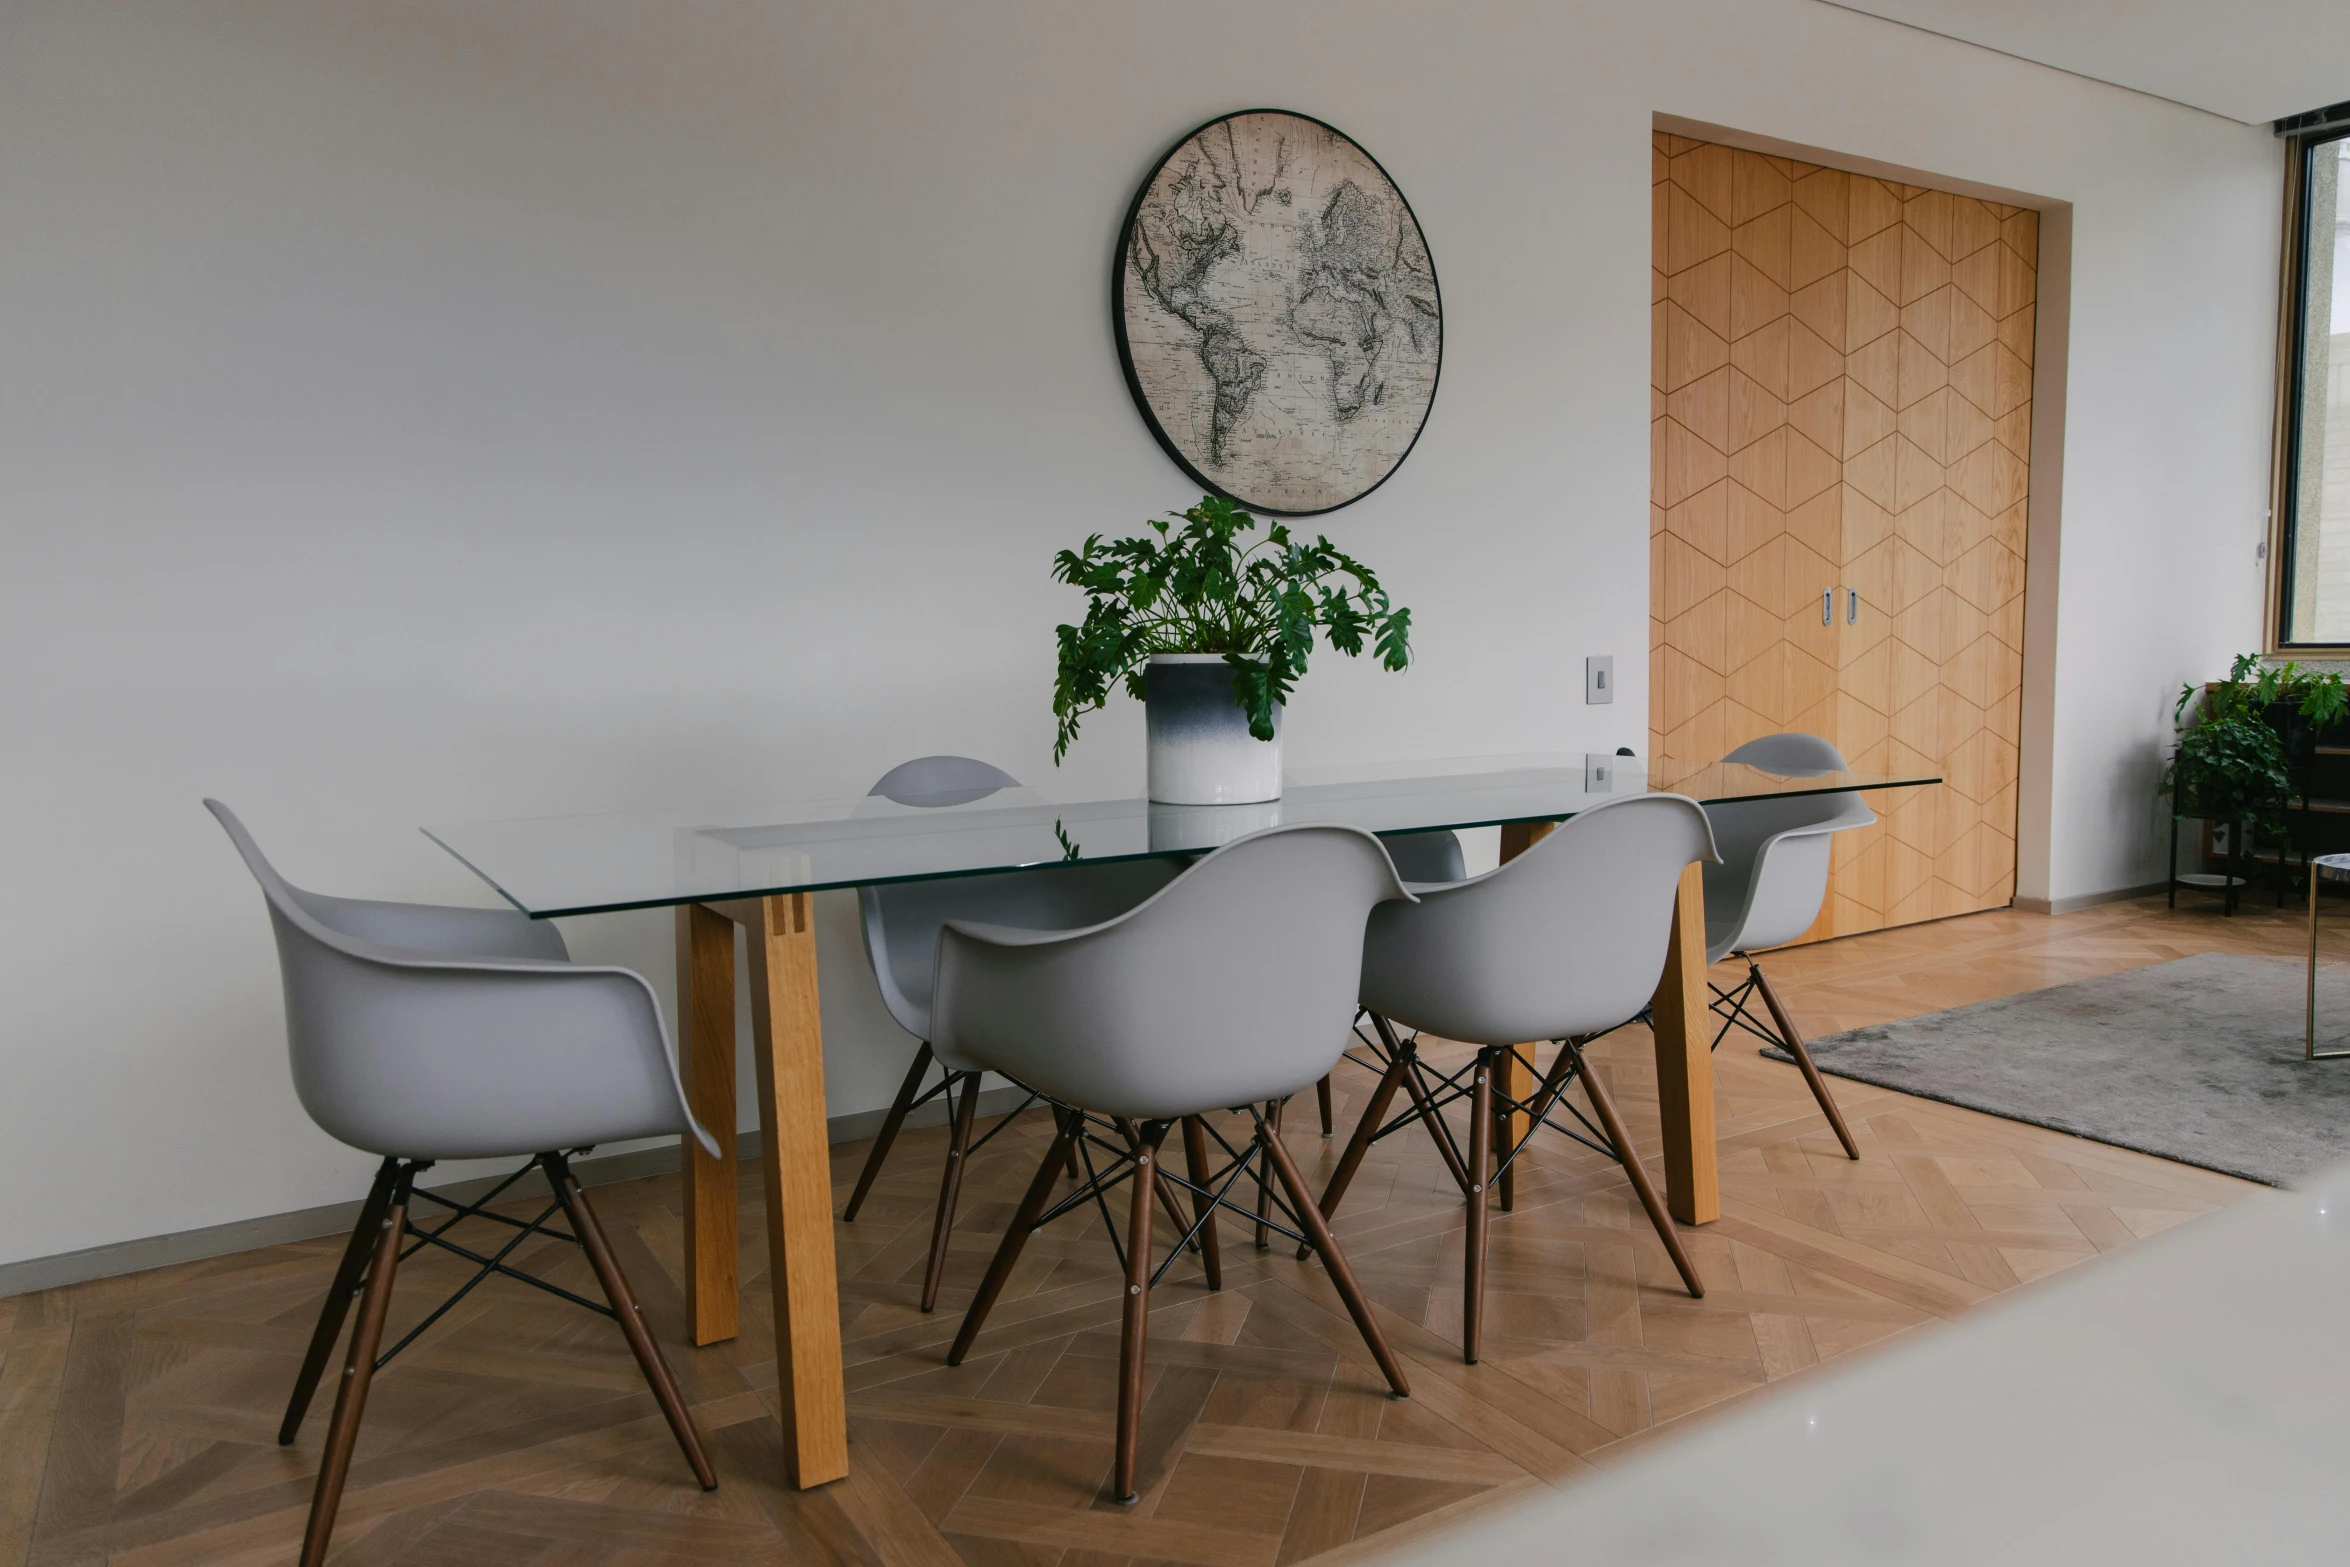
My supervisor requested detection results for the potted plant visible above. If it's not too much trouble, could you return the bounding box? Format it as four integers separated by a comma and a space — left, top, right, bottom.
1051, 495, 1413, 804
2164, 653, 2350, 885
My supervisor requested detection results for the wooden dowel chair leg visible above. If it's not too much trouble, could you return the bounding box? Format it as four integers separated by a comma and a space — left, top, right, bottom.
1261, 1126, 1409, 1399
1316, 1074, 1334, 1137
1118, 1117, 1199, 1256
1463, 1050, 1493, 1364
844, 1041, 932, 1222
280, 1157, 397, 1445
1751, 964, 1860, 1161
950, 1109, 1079, 1365
1303, 1042, 1412, 1259
1380, 1016, 1472, 1196
298, 1162, 411, 1567
547, 1153, 718, 1490
1114, 1121, 1171, 1505
1253, 1098, 1285, 1250
1563, 1039, 1704, 1299
921, 1073, 982, 1313
1181, 1116, 1223, 1291
1495, 1051, 1519, 1213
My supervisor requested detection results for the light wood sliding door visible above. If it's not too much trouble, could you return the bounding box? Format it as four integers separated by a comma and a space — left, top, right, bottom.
1650, 131, 2036, 940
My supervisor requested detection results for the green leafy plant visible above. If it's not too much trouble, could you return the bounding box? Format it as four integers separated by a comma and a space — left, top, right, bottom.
2163, 653, 2349, 837
1050, 495, 1413, 760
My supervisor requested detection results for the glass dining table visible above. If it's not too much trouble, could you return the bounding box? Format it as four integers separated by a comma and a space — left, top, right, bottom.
427, 750, 1937, 1490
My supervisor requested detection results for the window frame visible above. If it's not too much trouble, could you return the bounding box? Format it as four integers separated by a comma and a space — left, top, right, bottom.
2272, 124, 2350, 650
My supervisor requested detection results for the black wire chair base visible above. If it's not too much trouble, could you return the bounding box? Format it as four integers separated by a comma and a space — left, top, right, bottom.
1340, 1017, 1639, 1200
1320, 1014, 1710, 1322
354, 1153, 613, 1372
1028, 1106, 1306, 1289
1703, 956, 1862, 1161
908, 1062, 1046, 1166
956, 1080, 1044, 1163
843, 1043, 1054, 1230
1709, 960, 1783, 1054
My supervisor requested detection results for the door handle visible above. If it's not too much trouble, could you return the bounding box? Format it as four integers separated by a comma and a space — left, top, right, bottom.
1847, 588, 1859, 624
1823, 589, 1834, 626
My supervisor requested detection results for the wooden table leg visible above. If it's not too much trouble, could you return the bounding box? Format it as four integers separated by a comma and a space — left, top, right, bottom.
725, 893, 849, 1488
678, 904, 740, 1347
1495, 1048, 1531, 1210
1648, 861, 1719, 1225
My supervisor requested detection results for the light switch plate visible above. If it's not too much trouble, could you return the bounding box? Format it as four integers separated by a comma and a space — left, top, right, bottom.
1585, 654, 1614, 705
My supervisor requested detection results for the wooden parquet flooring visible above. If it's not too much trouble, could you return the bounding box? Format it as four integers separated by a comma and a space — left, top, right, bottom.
4, 893, 2319, 1567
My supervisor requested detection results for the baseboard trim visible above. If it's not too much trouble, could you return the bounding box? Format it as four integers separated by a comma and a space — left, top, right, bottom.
2013, 882, 2170, 916
0, 1083, 1033, 1300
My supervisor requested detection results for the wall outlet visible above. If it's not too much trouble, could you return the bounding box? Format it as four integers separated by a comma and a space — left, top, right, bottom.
1585, 654, 1614, 705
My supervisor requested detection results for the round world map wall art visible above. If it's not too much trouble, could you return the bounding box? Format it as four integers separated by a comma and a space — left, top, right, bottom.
1114, 110, 1442, 516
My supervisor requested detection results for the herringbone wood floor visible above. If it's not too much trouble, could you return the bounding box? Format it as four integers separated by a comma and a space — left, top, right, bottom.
4, 893, 2322, 1567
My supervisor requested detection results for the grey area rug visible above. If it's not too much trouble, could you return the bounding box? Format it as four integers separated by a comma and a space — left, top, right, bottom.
1764, 952, 2350, 1187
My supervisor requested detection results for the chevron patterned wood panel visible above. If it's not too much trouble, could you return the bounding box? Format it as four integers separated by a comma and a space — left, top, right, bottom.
1652, 132, 2035, 940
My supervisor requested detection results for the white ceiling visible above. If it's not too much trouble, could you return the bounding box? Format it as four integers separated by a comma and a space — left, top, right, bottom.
1824, 1, 2350, 124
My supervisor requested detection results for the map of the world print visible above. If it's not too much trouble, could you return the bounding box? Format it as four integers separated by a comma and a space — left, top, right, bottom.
1115, 111, 1442, 516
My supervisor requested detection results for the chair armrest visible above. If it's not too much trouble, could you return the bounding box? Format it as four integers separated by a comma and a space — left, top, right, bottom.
938, 914, 1120, 949
291, 890, 568, 961
290, 938, 719, 1161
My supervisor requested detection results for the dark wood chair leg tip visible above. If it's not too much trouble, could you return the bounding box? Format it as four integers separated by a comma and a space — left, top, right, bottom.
548, 1159, 720, 1495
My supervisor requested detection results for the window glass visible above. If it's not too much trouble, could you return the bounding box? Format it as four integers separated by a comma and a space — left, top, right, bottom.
2285, 134, 2350, 643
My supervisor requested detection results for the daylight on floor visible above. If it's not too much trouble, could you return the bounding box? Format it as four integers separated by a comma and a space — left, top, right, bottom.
4, 3, 2349, 1564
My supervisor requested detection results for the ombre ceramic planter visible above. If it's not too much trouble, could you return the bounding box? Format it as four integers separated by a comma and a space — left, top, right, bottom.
1144, 654, 1282, 805
1147, 798, 1283, 852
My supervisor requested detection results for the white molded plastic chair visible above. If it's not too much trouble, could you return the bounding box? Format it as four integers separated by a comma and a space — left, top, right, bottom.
1703, 734, 1874, 1161
205, 801, 717, 1567
1329, 794, 1719, 1363
936, 824, 1416, 1503
847, 755, 1180, 1311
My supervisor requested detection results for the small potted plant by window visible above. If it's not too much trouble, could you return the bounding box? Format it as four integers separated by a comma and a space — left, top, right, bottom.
1051, 495, 1413, 804
2164, 654, 2350, 900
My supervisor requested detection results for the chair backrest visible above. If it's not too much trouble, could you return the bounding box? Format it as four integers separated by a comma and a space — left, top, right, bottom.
1724, 732, 1846, 777
929, 825, 1413, 1120
1359, 794, 1718, 1046
854, 755, 1183, 1040
868, 755, 1020, 808
858, 858, 1184, 1041
1702, 789, 1875, 960
205, 801, 706, 1162
1382, 829, 1466, 884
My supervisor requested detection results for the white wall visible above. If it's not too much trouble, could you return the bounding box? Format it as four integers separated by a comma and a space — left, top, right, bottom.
0, 0, 2280, 1268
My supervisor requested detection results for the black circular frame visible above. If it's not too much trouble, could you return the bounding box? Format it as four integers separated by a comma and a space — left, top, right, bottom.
1111, 107, 1444, 518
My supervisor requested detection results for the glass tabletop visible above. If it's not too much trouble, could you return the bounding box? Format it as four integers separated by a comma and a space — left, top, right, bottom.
425, 753, 1942, 918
